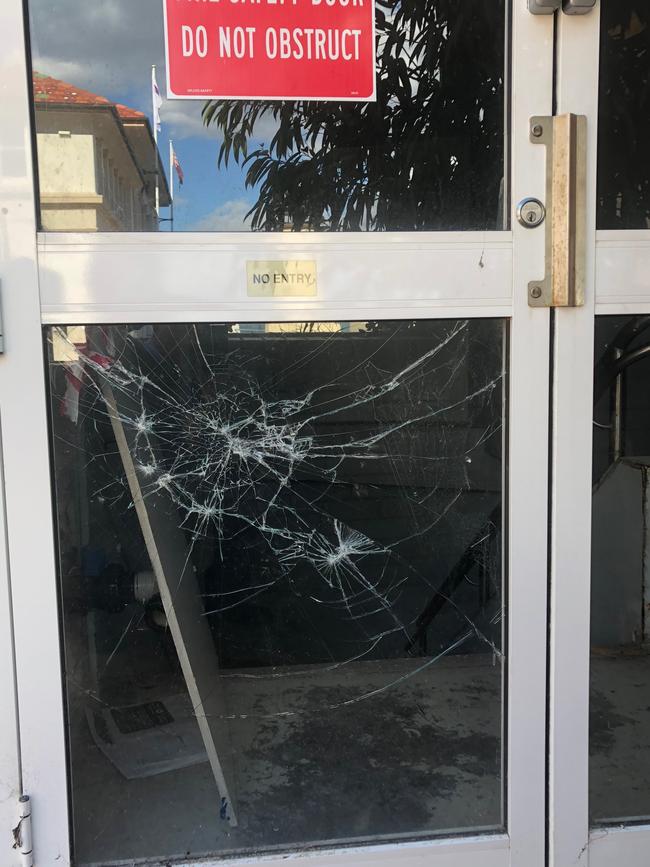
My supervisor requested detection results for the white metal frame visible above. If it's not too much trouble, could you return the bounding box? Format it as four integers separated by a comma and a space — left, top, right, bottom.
37, 231, 513, 324
596, 230, 650, 313
551, 4, 650, 867
0, 406, 21, 858
0, 0, 70, 865
1, 1, 555, 865
548, 8, 600, 867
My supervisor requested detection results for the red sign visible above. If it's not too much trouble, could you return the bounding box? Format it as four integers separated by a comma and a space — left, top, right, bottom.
163, 0, 376, 102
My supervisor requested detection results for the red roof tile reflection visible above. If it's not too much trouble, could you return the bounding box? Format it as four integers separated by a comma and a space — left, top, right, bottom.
33, 71, 146, 121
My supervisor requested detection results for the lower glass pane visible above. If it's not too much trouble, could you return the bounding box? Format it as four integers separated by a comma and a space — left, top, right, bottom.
46, 319, 505, 864
591, 315, 650, 824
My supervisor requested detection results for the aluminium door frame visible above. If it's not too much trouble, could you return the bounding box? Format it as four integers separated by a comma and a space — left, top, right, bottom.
0, 0, 70, 864
2, 1, 554, 864
550, 4, 650, 867
0, 402, 21, 858
548, 7, 600, 867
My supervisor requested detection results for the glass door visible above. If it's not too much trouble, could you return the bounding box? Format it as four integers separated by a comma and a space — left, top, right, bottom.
3, 1, 555, 865
550, 3, 650, 866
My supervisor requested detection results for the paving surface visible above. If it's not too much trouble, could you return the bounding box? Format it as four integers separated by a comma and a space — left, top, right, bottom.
69, 649, 650, 864
70, 654, 503, 865
590, 651, 650, 824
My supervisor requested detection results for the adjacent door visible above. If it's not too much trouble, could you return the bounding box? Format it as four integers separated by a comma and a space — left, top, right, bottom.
550, 3, 650, 867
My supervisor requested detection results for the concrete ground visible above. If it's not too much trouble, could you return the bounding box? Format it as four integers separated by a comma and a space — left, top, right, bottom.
69, 654, 503, 865
65, 646, 650, 865
590, 650, 650, 824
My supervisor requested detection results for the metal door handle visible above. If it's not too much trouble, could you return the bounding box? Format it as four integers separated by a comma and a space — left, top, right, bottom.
527, 114, 587, 308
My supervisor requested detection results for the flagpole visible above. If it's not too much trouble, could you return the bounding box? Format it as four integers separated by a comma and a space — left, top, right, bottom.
152, 64, 160, 217
169, 140, 175, 232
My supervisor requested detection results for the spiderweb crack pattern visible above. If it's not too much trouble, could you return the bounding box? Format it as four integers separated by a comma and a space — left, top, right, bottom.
55, 318, 504, 707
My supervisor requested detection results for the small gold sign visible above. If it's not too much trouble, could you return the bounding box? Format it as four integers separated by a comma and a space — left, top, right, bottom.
246, 260, 317, 297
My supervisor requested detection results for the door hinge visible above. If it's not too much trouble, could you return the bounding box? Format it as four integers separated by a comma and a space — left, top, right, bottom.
527, 114, 587, 308
528, 0, 596, 14
12, 796, 33, 867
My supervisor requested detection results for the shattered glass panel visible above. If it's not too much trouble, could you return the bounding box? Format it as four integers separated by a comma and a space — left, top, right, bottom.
28, 0, 507, 231
591, 316, 650, 825
47, 319, 506, 864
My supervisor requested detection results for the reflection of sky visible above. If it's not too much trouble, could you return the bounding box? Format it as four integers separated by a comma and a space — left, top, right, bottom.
28, 0, 273, 230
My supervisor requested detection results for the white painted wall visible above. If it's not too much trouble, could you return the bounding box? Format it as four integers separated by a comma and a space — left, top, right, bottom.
35, 109, 156, 231
37, 132, 96, 195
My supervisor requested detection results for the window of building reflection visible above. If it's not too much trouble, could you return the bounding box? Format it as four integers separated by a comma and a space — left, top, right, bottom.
47, 319, 506, 864
33, 73, 169, 231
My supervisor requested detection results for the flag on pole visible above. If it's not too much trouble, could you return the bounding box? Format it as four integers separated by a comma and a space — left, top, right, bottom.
172, 147, 184, 186
152, 66, 162, 133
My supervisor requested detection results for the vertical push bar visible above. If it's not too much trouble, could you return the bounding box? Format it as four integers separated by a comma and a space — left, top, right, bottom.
528, 113, 587, 307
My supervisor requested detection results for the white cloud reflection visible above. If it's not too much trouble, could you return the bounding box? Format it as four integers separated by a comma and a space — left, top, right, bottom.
192, 198, 254, 231
30, 0, 282, 145
30, 0, 216, 140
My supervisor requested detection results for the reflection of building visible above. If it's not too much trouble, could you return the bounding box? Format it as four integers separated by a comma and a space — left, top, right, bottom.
33, 72, 170, 231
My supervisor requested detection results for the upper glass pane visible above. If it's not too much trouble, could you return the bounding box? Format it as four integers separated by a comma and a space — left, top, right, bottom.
28, 0, 507, 232
598, 2, 650, 229
591, 315, 650, 824
47, 319, 505, 864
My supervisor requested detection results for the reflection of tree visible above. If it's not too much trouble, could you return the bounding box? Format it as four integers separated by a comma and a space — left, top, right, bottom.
598, 3, 650, 229
202, 0, 504, 231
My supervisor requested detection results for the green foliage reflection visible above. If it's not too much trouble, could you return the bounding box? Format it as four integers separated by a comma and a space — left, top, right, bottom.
203, 0, 505, 231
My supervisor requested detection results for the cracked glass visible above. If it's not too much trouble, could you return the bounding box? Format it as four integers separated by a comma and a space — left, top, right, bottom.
46, 319, 506, 864
28, 0, 507, 232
